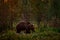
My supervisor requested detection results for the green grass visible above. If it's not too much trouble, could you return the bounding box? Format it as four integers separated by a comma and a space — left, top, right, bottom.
0, 26, 60, 40
0, 21, 60, 40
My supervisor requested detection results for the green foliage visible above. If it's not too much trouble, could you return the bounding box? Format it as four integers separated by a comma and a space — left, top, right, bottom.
0, 26, 60, 40
0, 0, 60, 40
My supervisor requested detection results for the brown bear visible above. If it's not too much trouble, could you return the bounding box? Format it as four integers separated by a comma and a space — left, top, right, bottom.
16, 21, 35, 33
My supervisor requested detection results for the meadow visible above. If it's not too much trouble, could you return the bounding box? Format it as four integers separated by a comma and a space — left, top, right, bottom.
0, 23, 60, 40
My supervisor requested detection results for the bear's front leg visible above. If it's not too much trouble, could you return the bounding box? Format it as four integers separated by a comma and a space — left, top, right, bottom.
25, 29, 31, 34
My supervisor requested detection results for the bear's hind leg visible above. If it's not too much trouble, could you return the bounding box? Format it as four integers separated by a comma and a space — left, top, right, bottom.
16, 29, 21, 33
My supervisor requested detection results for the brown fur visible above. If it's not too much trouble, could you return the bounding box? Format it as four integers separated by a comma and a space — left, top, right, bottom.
16, 21, 35, 33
